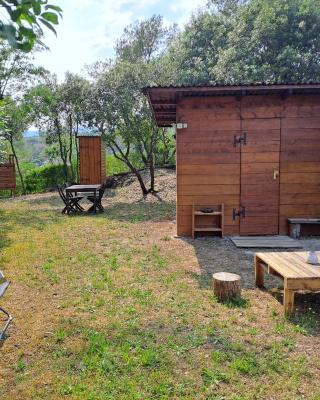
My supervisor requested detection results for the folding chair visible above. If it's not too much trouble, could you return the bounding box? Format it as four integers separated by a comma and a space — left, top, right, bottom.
0, 271, 13, 341
87, 183, 106, 213
57, 185, 84, 215
66, 185, 85, 212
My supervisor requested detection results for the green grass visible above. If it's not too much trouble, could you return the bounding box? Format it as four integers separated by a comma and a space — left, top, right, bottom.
0, 193, 319, 399
106, 154, 129, 175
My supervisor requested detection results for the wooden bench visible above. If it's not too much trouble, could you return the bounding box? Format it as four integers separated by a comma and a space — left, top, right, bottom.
288, 218, 320, 238
255, 251, 320, 315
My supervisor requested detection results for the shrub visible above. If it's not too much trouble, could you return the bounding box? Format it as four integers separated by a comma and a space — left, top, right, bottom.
106, 153, 144, 175
106, 155, 129, 175
25, 164, 71, 193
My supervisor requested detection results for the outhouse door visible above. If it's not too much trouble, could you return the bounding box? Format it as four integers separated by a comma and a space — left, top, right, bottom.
79, 136, 103, 184
239, 105, 281, 235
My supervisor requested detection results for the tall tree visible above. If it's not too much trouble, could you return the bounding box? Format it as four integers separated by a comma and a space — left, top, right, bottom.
87, 16, 177, 195
0, 100, 8, 161
172, 0, 320, 84
116, 15, 177, 64
58, 73, 90, 181
214, 0, 320, 83
168, 10, 231, 84
27, 73, 90, 182
0, 41, 44, 180
0, 40, 45, 100
0, 98, 31, 193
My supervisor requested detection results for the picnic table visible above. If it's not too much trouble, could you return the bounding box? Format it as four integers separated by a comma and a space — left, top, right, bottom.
255, 251, 320, 315
66, 184, 102, 214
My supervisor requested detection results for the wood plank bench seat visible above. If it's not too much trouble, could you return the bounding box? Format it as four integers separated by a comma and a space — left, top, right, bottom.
288, 218, 320, 239
255, 251, 320, 314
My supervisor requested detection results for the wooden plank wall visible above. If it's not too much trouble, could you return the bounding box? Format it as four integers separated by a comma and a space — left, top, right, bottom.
176, 94, 320, 237
79, 137, 103, 184
176, 96, 241, 236
279, 95, 320, 234
0, 155, 16, 192
240, 96, 281, 235
101, 142, 106, 183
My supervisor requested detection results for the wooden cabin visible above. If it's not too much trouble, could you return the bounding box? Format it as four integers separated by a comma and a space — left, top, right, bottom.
78, 132, 106, 184
144, 83, 320, 237
0, 155, 16, 196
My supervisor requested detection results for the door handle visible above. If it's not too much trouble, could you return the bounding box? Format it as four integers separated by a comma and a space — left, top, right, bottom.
273, 169, 279, 180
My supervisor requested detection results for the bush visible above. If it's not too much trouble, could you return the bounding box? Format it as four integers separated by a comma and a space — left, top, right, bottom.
106, 155, 129, 175
25, 164, 70, 193
106, 153, 144, 175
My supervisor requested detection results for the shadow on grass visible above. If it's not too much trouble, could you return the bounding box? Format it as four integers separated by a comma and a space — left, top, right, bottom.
223, 296, 250, 309
87, 201, 176, 223
271, 289, 320, 335
182, 235, 256, 289
20, 191, 175, 225
21, 189, 119, 210
183, 235, 320, 335
23, 193, 62, 208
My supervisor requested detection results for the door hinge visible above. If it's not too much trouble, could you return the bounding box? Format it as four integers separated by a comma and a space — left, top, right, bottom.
233, 206, 246, 220
234, 132, 247, 147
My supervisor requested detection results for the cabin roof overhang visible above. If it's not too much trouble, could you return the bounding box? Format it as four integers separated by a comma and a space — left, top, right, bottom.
143, 83, 320, 127
76, 132, 101, 138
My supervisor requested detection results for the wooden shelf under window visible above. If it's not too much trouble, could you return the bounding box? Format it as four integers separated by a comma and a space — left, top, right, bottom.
192, 204, 224, 239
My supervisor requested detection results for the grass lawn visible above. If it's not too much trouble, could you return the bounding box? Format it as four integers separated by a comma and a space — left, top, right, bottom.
0, 188, 320, 399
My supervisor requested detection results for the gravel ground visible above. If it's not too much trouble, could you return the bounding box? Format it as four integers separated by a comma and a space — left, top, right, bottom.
106, 168, 177, 205
180, 236, 320, 290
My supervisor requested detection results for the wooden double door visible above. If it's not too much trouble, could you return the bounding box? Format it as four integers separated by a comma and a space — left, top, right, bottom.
238, 102, 281, 235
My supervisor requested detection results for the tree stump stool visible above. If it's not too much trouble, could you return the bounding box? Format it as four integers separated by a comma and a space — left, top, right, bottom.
212, 272, 241, 301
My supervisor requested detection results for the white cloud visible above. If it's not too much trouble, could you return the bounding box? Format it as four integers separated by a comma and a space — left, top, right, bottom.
33, 0, 207, 80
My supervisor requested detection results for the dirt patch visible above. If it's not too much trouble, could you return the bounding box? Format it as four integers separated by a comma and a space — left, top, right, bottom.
106, 168, 176, 205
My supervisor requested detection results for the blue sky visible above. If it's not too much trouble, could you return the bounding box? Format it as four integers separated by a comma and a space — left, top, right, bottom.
33, 0, 207, 80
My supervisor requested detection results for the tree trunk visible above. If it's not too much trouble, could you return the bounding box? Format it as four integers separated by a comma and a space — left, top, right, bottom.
9, 138, 25, 194
212, 272, 241, 301
149, 152, 155, 193
68, 115, 75, 182
55, 119, 69, 182
109, 142, 149, 195
75, 122, 80, 182
148, 128, 159, 193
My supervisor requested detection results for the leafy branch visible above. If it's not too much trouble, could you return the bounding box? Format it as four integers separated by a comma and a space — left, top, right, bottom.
0, 0, 62, 52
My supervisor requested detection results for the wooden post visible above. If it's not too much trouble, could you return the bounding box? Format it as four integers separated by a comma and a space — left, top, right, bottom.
192, 203, 195, 240
283, 287, 294, 315
212, 272, 241, 301
289, 223, 301, 239
255, 256, 265, 288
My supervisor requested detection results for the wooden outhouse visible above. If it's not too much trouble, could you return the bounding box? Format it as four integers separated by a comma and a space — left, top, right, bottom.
78, 132, 106, 184
144, 83, 320, 237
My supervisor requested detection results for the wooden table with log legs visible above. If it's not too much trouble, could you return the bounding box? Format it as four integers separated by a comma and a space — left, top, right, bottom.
254, 251, 320, 315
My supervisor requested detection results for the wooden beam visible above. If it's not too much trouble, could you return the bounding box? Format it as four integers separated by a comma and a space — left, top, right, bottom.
154, 111, 176, 115
151, 101, 176, 106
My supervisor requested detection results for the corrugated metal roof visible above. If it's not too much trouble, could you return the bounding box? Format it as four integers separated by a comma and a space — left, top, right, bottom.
143, 82, 320, 91
76, 131, 101, 138
143, 83, 320, 127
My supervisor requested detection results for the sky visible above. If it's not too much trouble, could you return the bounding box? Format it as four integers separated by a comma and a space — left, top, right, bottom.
33, 0, 207, 80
